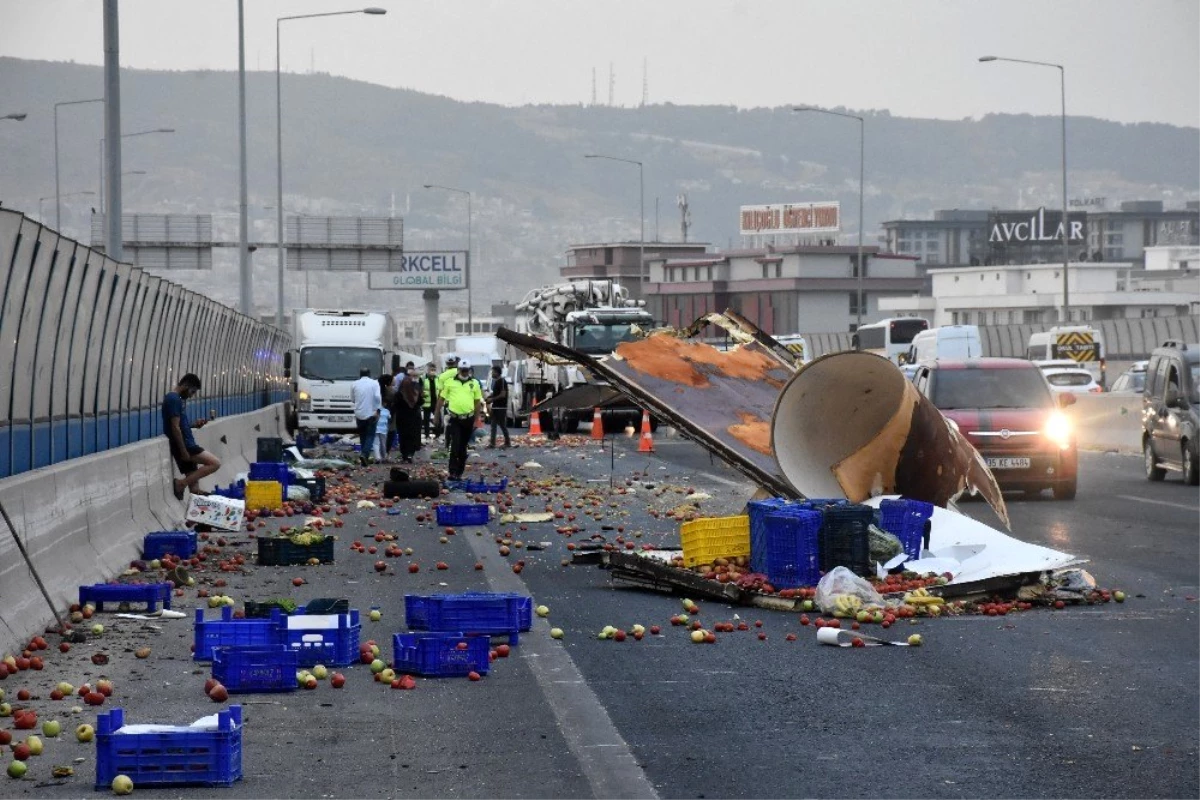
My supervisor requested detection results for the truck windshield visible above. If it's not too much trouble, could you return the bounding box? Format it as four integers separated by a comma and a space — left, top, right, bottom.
299, 347, 382, 381
573, 323, 643, 355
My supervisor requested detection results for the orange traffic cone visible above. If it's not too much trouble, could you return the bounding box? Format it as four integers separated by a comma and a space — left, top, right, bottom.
527, 409, 544, 438
591, 407, 605, 441
475, 413, 486, 430
637, 410, 654, 453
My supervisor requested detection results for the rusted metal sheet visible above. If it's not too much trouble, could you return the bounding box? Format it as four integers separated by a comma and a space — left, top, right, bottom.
496, 326, 800, 497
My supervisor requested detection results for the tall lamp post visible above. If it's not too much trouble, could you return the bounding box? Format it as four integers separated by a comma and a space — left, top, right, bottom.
423, 184, 473, 333
793, 107, 866, 329
276, 7, 387, 328
100, 129, 172, 214
39, 190, 95, 223
979, 56, 1071, 322
54, 98, 103, 230
584, 154, 645, 285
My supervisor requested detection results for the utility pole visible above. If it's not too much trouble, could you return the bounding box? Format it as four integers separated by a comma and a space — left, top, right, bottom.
102, 0, 123, 261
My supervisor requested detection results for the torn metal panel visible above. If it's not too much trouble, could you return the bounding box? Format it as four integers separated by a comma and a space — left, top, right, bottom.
496, 326, 799, 497
530, 382, 624, 412
682, 310, 802, 369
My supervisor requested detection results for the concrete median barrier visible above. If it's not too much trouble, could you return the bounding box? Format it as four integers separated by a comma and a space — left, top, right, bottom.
0, 404, 287, 654
1068, 394, 1143, 454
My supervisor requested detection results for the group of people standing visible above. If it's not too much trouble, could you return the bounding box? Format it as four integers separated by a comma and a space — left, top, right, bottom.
350, 355, 511, 480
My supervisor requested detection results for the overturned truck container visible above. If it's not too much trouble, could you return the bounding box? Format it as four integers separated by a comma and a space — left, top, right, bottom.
496, 311, 1008, 527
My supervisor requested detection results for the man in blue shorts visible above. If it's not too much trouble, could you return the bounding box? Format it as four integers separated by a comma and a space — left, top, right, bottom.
162, 373, 221, 500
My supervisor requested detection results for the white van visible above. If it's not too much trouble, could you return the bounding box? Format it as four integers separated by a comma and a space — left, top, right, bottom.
905, 325, 983, 367
1026, 326, 1107, 388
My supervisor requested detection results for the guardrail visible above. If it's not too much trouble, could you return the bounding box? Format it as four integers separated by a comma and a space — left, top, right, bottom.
0, 208, 288, 479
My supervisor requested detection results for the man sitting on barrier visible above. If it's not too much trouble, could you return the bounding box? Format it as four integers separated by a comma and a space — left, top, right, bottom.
162, 374, 220, 500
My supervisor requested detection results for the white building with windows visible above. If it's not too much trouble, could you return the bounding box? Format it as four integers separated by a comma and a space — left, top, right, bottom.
877, 261, 1200, 327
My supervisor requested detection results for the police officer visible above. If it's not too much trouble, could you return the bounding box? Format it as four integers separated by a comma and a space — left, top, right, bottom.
421, 362, 439, 439
435, 358, 484, 481
435, 354, 460, 447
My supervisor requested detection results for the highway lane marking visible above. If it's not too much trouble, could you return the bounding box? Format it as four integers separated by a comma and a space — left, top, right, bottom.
1116, 494, 1199, 512
466, 533, 658, 800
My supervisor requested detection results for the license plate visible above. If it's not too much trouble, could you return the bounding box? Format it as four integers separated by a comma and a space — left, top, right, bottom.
986, 457, 1031, 470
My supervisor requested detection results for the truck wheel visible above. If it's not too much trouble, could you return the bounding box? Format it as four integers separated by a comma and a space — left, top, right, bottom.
1144, 438, 1166, 482
1184, 440, 1199, 486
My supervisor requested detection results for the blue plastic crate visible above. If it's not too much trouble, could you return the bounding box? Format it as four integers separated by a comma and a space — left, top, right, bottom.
447, 477, 508, 493
142, 531, 197, 561
212, 645, 298, 693
878, 499, 934, 560
80, 582, 173, 613
193, 607, 283, 661
95, 705, 243, 789
762, 510, 822, 589
746, 498, 790, 574
212, 482, 245, 500
249, 462, 290, 489
392, 632, 490, 677
278, 610, 360, 667
405, 593, 527, 645
435, 503, 490, 527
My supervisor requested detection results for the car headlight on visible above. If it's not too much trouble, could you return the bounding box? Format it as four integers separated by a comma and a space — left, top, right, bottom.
1044, 411, 1072, 449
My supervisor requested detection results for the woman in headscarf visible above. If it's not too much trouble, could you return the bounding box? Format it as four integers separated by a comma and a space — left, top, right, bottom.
393, 365, 424, 463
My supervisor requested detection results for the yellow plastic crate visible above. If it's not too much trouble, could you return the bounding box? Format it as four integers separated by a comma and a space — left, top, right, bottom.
679, 515, 750, 568
244, 480, 283, 511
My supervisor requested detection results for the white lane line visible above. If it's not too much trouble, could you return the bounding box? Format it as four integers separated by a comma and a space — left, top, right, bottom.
1116, 494, 1199, 512
467, 533, 658, 800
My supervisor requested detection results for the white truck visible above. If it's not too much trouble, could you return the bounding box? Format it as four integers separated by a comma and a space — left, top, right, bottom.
285, 309, 402, 431
505, 280, 656, 432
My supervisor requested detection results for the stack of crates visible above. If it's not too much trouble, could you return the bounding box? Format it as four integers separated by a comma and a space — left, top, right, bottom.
405, 592, 529, 646
245, 462, 290, 510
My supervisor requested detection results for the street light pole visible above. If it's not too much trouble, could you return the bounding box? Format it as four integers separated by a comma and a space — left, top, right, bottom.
99, 128, 174, 216
53, 98, 103, 231
793, 107, 866, 328
237, 0, 252, 317
584, 154, 645, 288
980, 55, 1070, 322
423, 184, 473, 332
39, 191, 95, 223
276, 7, 387, 329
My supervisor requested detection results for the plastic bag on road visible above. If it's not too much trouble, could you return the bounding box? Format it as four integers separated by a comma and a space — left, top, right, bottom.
816, 566, 886, 617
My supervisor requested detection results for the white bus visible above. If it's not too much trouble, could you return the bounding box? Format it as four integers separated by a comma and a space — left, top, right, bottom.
851, 317, 930, 365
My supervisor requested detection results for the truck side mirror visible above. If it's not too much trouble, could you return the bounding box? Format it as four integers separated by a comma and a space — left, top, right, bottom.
391, 354, 401, 373
283, 352, 292, 369
283, 368, 291, 379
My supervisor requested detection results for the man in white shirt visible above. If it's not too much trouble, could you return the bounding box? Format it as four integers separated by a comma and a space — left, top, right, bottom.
350, 367, 382, 466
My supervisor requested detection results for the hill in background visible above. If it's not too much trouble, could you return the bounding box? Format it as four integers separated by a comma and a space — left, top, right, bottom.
1, 57, 1196, 322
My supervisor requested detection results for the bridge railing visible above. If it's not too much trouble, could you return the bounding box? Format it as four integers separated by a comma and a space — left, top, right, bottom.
0, 208, 288, 479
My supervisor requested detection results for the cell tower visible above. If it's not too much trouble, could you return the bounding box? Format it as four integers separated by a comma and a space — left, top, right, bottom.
608, 62, 615, 106
642, 58, 648, 107
677, 194, 691, 243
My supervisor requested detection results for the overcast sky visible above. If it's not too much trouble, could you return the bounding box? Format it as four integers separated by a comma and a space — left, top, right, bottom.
3, 0, 1198, 127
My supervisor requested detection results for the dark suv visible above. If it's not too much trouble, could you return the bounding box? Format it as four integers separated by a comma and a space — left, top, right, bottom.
912, 358, 1078, 499
1142, 341, 1200, 485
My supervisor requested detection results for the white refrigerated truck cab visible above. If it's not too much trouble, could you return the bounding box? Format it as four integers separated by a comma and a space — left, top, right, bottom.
288, 309, 397, 431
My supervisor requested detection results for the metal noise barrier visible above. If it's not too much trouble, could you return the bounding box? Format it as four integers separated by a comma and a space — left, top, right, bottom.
770, 351, 1009, 529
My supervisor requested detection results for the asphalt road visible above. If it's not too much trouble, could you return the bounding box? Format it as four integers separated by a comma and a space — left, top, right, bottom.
7, 431, 1197, 799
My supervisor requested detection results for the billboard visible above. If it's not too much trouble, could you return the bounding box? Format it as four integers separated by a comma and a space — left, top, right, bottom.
367, 251, 467, 289
285, 216, 404, 271
987, 207, 1086, 246
739, 202, 840, 236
